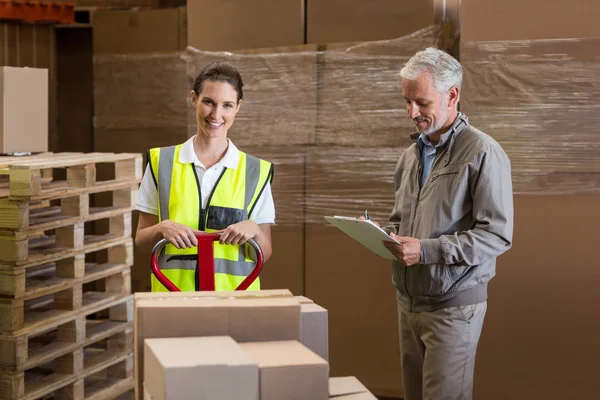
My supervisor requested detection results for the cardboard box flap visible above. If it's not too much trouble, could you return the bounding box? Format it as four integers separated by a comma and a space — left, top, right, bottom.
296, 295, 315, 304
329, 377, 368, 397
240, 340, 328, 368
145, 336, 256, 368
135, 289, 293, 302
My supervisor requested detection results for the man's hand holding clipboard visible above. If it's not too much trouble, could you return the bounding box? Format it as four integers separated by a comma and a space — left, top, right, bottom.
355, 212, 422, 266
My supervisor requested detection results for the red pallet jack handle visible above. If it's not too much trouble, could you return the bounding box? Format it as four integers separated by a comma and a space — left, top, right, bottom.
150, 232, 263, 292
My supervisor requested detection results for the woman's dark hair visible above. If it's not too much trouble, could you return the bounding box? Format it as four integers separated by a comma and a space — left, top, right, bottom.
192, 61, 244, 102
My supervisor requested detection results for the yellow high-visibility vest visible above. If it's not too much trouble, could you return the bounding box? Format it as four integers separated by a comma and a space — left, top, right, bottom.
148, 144, 273, 292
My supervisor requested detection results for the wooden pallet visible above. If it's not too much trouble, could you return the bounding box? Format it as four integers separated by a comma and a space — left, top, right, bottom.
0, 239, 133, 299
0, 152, 142, 200
0, 234, 132, 271
0, 250, 132, 335
0, 183, 138, 231
0, 209, 133, 264
0, 295, 134, 400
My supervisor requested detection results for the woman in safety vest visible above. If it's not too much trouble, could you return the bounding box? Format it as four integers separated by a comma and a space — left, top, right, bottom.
134, 61, 275, 292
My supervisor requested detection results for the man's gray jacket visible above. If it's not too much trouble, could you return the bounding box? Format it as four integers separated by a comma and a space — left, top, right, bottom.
388, 113, 514, 312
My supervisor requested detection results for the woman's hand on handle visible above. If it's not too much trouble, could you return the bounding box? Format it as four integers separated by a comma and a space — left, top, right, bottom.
158, 220, 200, 249
219, 220, 260, 245
218, 221, 273, 262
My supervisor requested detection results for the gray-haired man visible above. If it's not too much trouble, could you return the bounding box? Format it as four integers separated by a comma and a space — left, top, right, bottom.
371, 48, 514, 399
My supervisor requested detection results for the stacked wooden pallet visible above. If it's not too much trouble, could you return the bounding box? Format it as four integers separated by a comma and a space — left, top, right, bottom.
0, 152, 142, 400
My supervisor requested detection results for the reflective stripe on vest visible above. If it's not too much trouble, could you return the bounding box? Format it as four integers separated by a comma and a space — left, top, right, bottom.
148, 144, 273, 292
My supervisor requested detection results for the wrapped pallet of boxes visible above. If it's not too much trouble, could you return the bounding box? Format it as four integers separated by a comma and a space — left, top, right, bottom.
459, 1, 600, 399
133, 290, 302, 400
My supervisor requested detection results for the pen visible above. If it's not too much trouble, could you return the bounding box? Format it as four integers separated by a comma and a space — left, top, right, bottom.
364, 210, 370, 220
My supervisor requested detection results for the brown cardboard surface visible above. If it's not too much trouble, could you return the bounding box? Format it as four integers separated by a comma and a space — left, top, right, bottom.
56, 27, 94, 153
296, 296, 314, 304
305, 228, 403, 398
473, 195, 600, 400
329, 376, 377, 399
330, 392, 378, 400
134, 297, 301, 400
0, 67, 48, 153
187, 0, 304, 51
259, 228, 305, 294
314, 35, 439, 149
93, 7, 186, 55
461, 0, 600, 41
307, 0, 435, 44
240, 341, 329, 400
301, 302, 329, 361
144, 336, 258, 400
329, 377, 367, 397
134, 289, 294, 302
64, 0, 158, 6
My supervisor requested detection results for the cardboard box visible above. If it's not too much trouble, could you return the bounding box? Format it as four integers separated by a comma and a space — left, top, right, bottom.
329, 377, 377, 399
0, 23, 56, 151
0, 67, 48, 153
93, 7, 187, 55
144, 336, 259, 400
187, 0, 305, 51
461, 0, 600, 42
307, 0, 435, 44
240, 340, 329, 400
301, 302, 329, 361
134, 289, 294, 301
134, 296, 301, 400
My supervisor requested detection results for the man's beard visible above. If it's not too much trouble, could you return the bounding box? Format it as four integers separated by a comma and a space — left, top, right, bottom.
414, 102, 448, 136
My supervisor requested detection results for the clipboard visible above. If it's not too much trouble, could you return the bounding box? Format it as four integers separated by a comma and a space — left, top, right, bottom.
324, 216, 399, 260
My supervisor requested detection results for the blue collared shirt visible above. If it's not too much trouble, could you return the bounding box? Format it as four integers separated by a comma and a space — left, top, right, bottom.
417, 129, 453, 187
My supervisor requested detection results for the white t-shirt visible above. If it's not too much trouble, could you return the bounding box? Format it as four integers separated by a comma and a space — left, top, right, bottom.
136, 137, 276, 225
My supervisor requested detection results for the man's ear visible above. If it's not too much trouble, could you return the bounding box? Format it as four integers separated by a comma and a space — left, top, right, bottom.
448, 86, 460, 108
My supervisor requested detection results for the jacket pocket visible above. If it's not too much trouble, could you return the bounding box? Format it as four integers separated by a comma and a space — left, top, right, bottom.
407, 264, 455, 297
429, 170, 458, 183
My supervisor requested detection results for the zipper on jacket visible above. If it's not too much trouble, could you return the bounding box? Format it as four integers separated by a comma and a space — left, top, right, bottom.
430, 170, 458, 182
405, 149, 423, 312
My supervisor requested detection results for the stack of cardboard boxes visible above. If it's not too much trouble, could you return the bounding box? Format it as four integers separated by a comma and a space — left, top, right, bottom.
134, 290, 375, 399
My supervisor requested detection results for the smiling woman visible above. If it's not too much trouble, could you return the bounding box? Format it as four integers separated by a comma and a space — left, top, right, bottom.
133, 61, 276, 293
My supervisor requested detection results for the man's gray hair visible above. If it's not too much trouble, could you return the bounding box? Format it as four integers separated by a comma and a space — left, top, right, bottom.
400, 47, 462, 94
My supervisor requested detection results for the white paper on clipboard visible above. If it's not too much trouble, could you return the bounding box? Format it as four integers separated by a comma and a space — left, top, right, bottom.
324, 216, 400, 260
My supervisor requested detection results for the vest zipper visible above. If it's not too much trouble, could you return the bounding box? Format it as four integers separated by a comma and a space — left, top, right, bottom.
191, 165, 228, 231
203, 168, 227, 230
